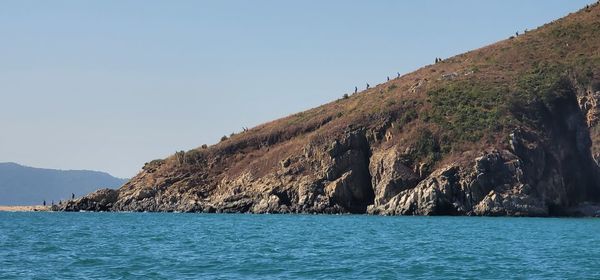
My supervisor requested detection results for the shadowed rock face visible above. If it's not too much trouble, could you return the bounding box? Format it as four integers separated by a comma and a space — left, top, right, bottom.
60, 4, 600, 216
322, 130, 374, 213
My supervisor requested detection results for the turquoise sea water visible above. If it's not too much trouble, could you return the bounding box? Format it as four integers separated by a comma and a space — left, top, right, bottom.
0, 213, 599, 279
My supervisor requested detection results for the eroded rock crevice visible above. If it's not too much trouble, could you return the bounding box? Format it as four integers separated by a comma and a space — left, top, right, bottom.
322, 129, 375, 213
529, 89, 600, 206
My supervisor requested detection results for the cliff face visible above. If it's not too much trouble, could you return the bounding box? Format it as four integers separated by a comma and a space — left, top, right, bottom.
371, 89, 600, 216
62, 3, 600, 216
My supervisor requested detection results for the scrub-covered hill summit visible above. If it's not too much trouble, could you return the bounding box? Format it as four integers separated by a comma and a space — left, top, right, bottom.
63, 3, 600, 216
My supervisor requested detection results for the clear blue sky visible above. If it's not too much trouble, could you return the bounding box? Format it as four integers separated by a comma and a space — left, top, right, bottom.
0, 0, 593, 178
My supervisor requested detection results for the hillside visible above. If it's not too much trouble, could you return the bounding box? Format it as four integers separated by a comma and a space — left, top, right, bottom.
0, 163, 127, 205
64, 3, 600, 216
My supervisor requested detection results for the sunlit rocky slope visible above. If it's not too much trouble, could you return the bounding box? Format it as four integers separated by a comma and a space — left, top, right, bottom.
63, 3, 600, 216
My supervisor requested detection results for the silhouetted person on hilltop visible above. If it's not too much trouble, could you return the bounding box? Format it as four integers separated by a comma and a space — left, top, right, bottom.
387, 76, 390, 81
72, 193, 75, 200
397, 72, 400, 78
355, 86, 358, 94
43, 200, 46, 206
366, 83, 370, 89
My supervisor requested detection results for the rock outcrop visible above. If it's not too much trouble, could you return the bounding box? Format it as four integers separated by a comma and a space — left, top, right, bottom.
60, 188, 119, 212
369, 150, 550, 216
368, 147, 420, 207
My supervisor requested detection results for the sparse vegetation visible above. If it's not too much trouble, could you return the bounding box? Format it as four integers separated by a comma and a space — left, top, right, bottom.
142, 159, 165, 171
411, 129, 442, 173
426, 80, 508, 144
184, 149, 206, 166
175, 151, 185, 165
517, 63, 567, 101
398, 107, 418, 126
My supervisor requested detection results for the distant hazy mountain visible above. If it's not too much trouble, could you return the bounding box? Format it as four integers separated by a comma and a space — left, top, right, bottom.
0, 162, 127, 205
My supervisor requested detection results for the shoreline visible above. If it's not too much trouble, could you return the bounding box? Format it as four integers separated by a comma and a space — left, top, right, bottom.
1, 206, 599, 217
0, 205, 51, 212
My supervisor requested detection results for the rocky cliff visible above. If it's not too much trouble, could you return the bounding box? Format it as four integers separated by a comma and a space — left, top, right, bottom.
61, 3, 600, 216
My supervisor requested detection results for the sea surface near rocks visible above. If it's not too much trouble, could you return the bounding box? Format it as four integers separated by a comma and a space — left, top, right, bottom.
1, 213, 599, 279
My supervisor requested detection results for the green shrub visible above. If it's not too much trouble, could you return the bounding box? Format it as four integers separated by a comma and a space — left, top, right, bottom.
516, 63, 566, 100
398, 107, 418, 125
410, 129, 442, 173
426, 80, 508, 144
413, 129, 440, 159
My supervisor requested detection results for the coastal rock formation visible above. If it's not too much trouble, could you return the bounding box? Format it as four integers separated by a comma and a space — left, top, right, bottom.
60, 3, 600, 216
369, 148, 419, 206
61, 188, 118, 212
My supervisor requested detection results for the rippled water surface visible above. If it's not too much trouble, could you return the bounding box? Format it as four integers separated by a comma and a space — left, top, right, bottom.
1, 213, 599, 279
